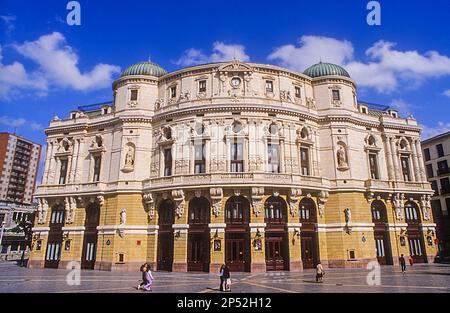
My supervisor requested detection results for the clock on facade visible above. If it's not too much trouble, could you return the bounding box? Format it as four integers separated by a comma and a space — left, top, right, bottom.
230, 77, 241, 88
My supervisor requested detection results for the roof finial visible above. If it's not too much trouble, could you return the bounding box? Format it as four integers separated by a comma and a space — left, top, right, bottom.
148, 54, 152, 62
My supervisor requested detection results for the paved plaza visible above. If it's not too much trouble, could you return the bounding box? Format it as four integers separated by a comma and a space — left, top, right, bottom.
0, 261, 449, 293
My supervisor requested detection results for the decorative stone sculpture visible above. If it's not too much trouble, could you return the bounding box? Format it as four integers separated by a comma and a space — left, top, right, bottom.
420, 195, 432, 221
210, 188, 223, 217
37, 199, 49, 225
124, 145, 135, 170
289, 188, 302, 217
97, 195, 105, 207
317, 191, 329, 218
120, 208, 127, 225
337, 145, 348, 168
344, 208, 352, 224
143, 193, 155, 220
172, 189, 185, 218
65, 197, 76, 224
251, 187, 265, 217
393, 193, 405, 220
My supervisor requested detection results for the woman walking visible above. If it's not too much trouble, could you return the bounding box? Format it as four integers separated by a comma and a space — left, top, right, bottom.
316, 262, 325, 283
219, 264, 226, 292
137, 263, 148, 290
223, 264, 231, 292
142, 265, 155, 291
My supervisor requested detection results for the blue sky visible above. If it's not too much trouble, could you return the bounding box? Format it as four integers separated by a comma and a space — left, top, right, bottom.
1, 0, 450, 164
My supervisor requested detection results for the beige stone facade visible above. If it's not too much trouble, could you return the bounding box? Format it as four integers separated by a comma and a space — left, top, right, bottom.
29, 60, 437, 272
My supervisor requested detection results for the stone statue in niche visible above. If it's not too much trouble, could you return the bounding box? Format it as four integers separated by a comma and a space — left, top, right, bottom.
337, 145, 348, 168
122, 145, 135, 172
344, 208, 352, 224
120, 208, 126, 225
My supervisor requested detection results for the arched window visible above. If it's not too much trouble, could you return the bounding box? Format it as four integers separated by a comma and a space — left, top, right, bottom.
299, 198, 316, 223
50, 205, 65, 225
225, 196, 250, 224
188, 197, 210, 224
371, 200, 387, 223
158, 199, 175, 226
405, 201, 420, 222
264, 196, 287, 224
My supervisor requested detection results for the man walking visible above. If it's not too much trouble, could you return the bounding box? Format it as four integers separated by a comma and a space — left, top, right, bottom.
399, 254, 406, 274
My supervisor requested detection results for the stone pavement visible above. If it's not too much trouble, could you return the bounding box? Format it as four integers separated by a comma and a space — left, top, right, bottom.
0, 261, 449, 293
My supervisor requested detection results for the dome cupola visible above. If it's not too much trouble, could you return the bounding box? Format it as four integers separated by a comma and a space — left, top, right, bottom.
121, 61, 168, 78
303, 62, 350, 78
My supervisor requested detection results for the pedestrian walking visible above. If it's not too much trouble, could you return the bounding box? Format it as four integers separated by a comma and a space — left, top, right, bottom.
399, 254, 407, 273
219, 264, 226, 292
316, 262, 325, 283
142, 265, 155, 291
137, 263, 148, 290
223, 264, 231, 292
409, 255, 414, 267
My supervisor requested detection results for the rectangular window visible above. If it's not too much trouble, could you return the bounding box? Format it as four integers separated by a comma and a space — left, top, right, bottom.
230, 141, 244, 172
437, 160, 449, 175
46, 243, 61, 261
300, 147, 310, 176
401, 156, 411, 182
194, 143, 206, 174
59, 159, 68, 185
426, 164, 434, 178
265, 80, 273, 93
93, 155, 101, 182
198, 80, 207, 93
441, 177, 450, 195
295, 86, 301, 98
170, 86, 177, 99
424, 148, 431, 161
437, 144, 444, 158
267, 143, 280, 173
164, 148, 172, 176
332, 89, 341, 101
369, 153, 379, 180
130, 89, 138, 101
50, 210, 64, 225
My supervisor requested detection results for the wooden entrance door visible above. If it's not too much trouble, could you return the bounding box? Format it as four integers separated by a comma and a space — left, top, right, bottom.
265, 236, 286, 271
44, 240, 61, 269
301, 233, 317, 269
187, 233, 209, 272
157, 233, 174, 271
408, 235, 426, 263
81, 234, 98, 269
226, 237, 245, 272
374, 232, 389, 265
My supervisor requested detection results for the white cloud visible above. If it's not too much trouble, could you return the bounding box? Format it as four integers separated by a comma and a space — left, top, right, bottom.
0, 32, 121, 100
13, 32, 121, 91
0, 15, 16, 34
390, 99, 416, 117
176, 41, 250, 67
268, 35, 354, 73
421, 122, 450, 140
0, 116, 44, 132
443, 89, 450, 97
268, 36, 450, 93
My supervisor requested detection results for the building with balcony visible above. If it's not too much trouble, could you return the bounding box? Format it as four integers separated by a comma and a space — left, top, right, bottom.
29, 60, 436, 272
422, 131, 450, 260
0, 133, 41, 260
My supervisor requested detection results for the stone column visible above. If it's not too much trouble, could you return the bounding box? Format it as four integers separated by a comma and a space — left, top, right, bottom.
383, 135, 394, 180
390, 137, 401, 181
42, 143, 52, 185
410, 139, 420, 182
280, 139, 285, 173
415, 139, 427, 182
250, 189, 266, 272
68, 139, 79, 183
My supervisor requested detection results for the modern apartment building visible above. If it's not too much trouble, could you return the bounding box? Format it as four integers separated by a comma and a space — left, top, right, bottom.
422, 131, 450, 260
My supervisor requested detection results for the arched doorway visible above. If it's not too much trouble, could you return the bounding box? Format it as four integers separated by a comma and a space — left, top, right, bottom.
45, 204, 65, 268
299, 198, 319, 269
371, 200, 393, 265
157, 199, 175, 271
264, 196, 289, 271
187, 196, 210, 272
81, 202, 100, 269
225, 196, 250, 272
405, 201, 427, 263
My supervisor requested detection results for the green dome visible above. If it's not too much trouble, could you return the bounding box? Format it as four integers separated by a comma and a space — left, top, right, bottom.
303, 62, 350, 78
121, 61, 167, 77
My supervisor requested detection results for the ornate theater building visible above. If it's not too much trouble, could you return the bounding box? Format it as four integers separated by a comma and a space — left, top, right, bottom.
29, 60, 437, 272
